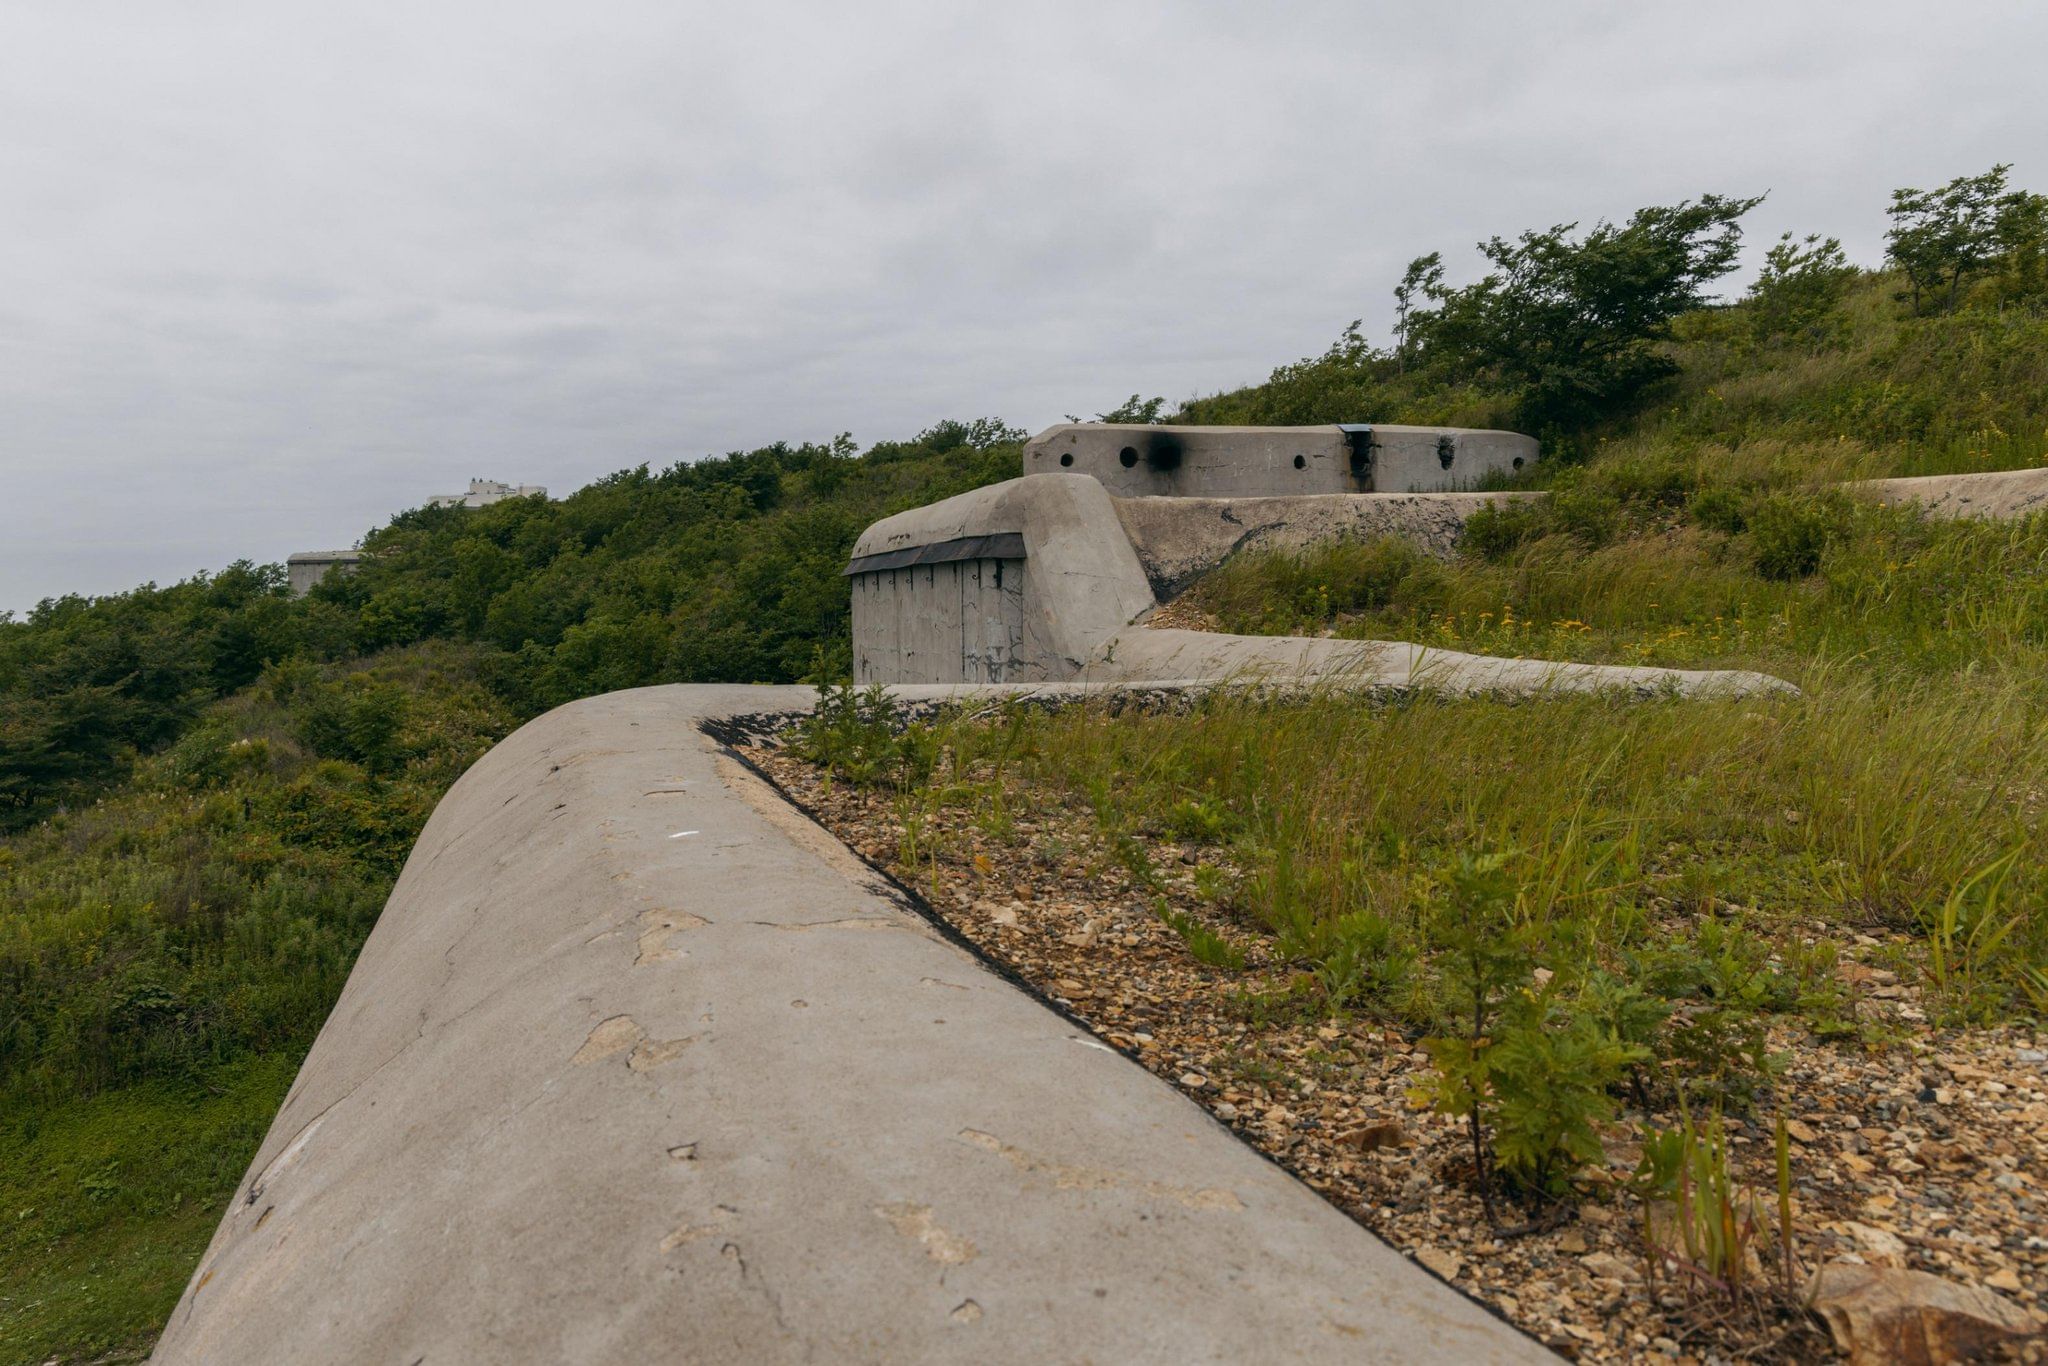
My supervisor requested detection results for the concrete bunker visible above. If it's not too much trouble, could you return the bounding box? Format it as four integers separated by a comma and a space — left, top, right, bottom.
849, 427, 1792, 699
286, 549, 364, 597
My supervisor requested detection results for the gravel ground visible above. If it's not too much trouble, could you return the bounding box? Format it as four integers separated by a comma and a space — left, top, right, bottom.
749, 740, 2046, 1364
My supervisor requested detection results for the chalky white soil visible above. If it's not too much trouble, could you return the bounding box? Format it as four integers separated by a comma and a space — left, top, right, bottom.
753, 742, 2046, 1365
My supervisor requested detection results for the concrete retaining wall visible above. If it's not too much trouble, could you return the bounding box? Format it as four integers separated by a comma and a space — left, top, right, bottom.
1114, 490, 1536, 599
152, 684, 1553, 1365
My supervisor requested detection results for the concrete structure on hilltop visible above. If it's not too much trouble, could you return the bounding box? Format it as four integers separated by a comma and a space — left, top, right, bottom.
285, 549, 363, 597
428, 478, 548, 508
849, 422, 1789, 698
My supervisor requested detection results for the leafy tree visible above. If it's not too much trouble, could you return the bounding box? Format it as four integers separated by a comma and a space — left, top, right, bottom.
1992, 186, 2048, 303
1406, 194, 1764, 432
1744, 232, 1855, 341
1885, 164, 2044, 312
1089, 394, 1167, 424
1392, 252, 1444, 371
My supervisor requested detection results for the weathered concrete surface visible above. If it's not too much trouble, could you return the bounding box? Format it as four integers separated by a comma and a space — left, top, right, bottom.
153, 684, 1552, 1366
848, 474, 1158, 685
1114, 490, 1539, 599
285, 549, 363, 598
1088, 628, 1796, 698
1022, 422, 1538, 496
1862, 466, 2048, 521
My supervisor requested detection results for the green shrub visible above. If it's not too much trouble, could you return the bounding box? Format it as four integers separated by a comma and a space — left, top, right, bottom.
1745, 492, 1850, 579
1311, 909, 1416, 1011
1166, 795, 1234, 843
1687, 486, 1748, 535
1462, 501, 1547, 560
1549, 483, 1624, 549
1419, 852, 1647, 1206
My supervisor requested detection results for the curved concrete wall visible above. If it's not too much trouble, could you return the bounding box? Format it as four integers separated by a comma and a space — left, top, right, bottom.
1086, 628, 1796, 698
153, 684, 1552, 1365
1022, 422, 1538, 496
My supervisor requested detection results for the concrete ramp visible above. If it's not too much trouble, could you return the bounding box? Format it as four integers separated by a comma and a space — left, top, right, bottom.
153, 683, 1551, 1365
1863, 465, 2048, 521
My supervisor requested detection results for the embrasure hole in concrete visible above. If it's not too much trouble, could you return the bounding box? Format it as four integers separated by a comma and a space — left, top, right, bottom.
1059, 452, 1074, 467
1513, 456, 1524, 469
1293, 454, 1306, 470
1119, 447, 1138, 468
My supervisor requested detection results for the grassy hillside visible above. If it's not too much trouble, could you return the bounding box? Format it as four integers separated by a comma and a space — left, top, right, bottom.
5, 173, 2047, 1360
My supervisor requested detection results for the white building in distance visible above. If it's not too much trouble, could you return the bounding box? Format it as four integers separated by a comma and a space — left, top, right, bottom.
428, 478, 547, 509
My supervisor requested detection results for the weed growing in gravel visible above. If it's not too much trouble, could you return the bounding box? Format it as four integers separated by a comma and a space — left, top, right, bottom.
1156, 902, 1247, 971
1633, 1104, 1801, 1315
789, 681, 943, 788
1419, 853, 1649, 1211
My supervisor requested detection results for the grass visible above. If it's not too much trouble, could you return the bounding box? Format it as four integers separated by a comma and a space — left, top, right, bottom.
0, 1053, 299, 1365
902, 671, 2047, 991
0, 644, 514, 1362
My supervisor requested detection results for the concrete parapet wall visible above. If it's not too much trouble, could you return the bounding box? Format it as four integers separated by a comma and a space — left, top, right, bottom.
152, 683, 1553, 1365
1022, 422, 1538, 496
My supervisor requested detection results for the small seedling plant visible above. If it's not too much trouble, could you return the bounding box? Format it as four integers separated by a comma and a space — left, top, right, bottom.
1418, 852, 1647, 1221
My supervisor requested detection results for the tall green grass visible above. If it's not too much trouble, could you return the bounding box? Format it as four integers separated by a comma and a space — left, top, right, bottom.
0, 643, 516, 1363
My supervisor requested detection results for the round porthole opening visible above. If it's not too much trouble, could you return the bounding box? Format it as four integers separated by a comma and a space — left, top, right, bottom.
1293, 454, 1307, 470
1119, 446, 1139, 468
1512, 456, 1525, 469
1059, 452, 1074, 467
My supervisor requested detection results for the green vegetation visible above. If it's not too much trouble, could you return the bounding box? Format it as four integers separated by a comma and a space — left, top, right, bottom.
8, 166, 2048, 1355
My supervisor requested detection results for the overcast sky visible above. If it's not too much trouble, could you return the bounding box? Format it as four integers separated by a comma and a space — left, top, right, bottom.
3, 1, 2044, 612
